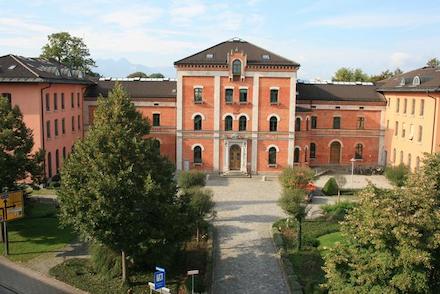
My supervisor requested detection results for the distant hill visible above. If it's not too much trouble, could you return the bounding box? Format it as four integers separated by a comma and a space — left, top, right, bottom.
95, 58, 175, 78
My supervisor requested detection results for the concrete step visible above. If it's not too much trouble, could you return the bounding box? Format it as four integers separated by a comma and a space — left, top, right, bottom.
221, 171, 250, 178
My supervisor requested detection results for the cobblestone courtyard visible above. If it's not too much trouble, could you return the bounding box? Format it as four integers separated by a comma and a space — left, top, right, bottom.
207, 176, 289, 294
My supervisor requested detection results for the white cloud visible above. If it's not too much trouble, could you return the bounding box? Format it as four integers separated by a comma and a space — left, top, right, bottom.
100, 6, 163, 28
170, 0, 207, 25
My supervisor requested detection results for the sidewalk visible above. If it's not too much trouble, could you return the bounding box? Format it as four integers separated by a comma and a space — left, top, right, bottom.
0, 256, 87, 294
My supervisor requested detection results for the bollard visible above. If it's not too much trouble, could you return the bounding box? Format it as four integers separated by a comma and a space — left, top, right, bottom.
262, 175, 266, 182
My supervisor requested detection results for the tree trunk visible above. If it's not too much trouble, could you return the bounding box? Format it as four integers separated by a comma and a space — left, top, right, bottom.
296, 219, 302, 251
121, 250, 127, 284
196, 225, 199, 243
338, 189, 340, 203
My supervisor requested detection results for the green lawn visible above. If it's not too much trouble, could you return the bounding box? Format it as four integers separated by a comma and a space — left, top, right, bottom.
0, 202, 75, 262
30, 188, 57, 196
318, 231, 344, 250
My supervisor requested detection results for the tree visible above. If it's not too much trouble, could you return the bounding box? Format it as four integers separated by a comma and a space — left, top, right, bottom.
323, 154, 440, 292
370, 69, 394, 83
279, 166, 315, 190
57, 84, 188, 283
184, 187, 215, 242
0, 97, 44, 190
427, 58, 440, 68
41, 32, 96, 74
126, 72, 148, 78
332, 67, 369, 82
148, 73, 165, 78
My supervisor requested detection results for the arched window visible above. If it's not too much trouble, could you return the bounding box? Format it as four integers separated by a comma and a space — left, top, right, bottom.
194, 146, 202, 164
294, 147, 300, 163
232, 59, 242, 75
47, 152, 52, 178
55, 149, 60, 172
239, 116, 247, 131
304, 148, 308, 162
413, 76, 420, 86
408, 153, 412, 168
355, 144, 363, 159
310, 143, 316, 159
225, 115, 233, 131
62, 147, 66, 159
269, 116, 278, 132
194, 115, 202, 131
268, 147, 277, 165
295, 117, 301, 131
306, 118, 309, 131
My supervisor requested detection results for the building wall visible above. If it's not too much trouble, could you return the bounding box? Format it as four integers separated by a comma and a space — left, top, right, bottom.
383, 92, 440, 170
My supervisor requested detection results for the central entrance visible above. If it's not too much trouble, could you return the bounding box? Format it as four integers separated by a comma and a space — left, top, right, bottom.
330, 141, 341, 164
229, 144, 241, 170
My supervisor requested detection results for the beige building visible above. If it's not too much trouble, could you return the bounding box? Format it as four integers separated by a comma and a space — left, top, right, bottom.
379, 67, 440, 170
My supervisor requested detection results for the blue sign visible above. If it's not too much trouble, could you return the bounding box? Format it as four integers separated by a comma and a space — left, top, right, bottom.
154, 266, 166, 290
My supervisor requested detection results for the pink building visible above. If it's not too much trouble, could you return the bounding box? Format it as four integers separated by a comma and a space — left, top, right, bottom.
0, 55, 93, 178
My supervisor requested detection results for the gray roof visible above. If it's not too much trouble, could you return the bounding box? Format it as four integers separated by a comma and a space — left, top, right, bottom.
174, 38, 299, 67
377, 66, 440, 92
84, 79, 177, 99
0, 54, 93, 84
297, 82, 385, 103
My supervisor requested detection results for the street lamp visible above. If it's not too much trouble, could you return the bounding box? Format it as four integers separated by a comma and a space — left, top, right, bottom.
350, 158, 356, 188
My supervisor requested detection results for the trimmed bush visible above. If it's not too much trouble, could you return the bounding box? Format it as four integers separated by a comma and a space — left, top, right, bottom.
322, 177, 339, 196
321, 201, 357, 221
90, 243, 122, 279
178, 170, 206, 190
385, 164, 410, 187
279, 166, 315, 190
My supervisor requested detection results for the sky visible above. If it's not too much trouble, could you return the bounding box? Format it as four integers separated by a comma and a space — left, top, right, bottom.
1, 0, 439, 79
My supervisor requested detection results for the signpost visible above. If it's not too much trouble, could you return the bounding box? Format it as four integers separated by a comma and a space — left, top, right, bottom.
0, 191, 24, 256
154, 266, 166, 290
187, 269, 199, 294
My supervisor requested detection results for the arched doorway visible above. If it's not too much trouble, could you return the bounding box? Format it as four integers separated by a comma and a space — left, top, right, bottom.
329, 141, 341, 164
294, 147, 300, 163
229, 144, 241, 170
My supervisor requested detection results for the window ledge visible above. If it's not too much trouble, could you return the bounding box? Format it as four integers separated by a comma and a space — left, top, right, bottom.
270, 102, 279, 106
194, 100, 204, 104
193, 162, 203, 167
239, 101, 248, 105
225, 102, 233, 105
268, 164, 278, 168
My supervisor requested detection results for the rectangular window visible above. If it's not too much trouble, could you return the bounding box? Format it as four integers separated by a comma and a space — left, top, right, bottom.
357, 117, 365, 129
153, 113, 160, 126
61, 93, 65, 110
403, 98, 407, 114
411, 99, 415, 115
401, 122, 406, 138
239, 89, 247, 103
418, 125, 423, 142
71, 116, 75, 131
46, 121, 51, 138
78, 115, 81, 130
194, 88, 203, 103
54, 93, 58, 110
310, 143, 316, 158
62, 118, 65, 134
1, 93, 12, 105
420, 99, 425, 116
77, 93, 80, 107
46, 93, 50, 111
54, 119, 58, 136
395, 121, 398, 136
409, 124, 414, 140
333, 117, 341, 129
311, 116, 317, 129
71, 93, 74, 108
270, 89, 278, 104
396, 98, 400, 113
225, 89, 233, 104
387, 120, 389, 129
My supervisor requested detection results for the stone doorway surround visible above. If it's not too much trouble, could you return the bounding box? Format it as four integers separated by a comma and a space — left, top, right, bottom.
223, 139, 247, 173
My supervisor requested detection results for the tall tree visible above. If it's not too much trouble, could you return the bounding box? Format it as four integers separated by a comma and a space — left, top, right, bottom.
427, 57, 440, 68
324, 153, 440, 293
148, 73, 165, 78
332, 67, 370, 82
126, 72, 148, 78
0, 97, 44, 190
57, 84, 188, 282
370, 69, 395, 83
41, 32, 96, 74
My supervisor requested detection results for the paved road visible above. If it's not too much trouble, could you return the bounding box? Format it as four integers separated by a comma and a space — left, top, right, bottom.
208, 176, 289, 294
0, 256, 85, 294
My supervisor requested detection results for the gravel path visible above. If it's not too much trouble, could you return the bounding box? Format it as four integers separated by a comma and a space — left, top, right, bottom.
207, 176, 289, 294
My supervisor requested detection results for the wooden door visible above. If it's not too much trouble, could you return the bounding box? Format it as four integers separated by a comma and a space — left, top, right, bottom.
330, 141, 341, 164
229, 145, 241, 170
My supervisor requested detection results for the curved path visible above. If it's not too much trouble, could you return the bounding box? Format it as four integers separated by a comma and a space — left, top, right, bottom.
208, 176, 289, 294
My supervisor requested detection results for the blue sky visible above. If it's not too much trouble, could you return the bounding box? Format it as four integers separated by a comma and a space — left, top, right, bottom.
1, 0, 439, 79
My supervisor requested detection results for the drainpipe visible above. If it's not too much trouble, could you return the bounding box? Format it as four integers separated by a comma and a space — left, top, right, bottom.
40, 83, 52, 177
426, 91, 438, 154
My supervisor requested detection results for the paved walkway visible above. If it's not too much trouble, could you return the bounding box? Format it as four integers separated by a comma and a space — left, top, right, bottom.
208, 177, 289, 294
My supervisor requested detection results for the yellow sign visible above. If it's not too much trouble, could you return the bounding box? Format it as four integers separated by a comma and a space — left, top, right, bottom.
0, 191, 24, 221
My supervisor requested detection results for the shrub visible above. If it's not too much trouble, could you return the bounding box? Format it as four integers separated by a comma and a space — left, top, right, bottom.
321, 201, 357, 221
178, 170, 206, 190
90, 243, 122, 279
49, 181, 60, 188
279, 166, 315, 190
322, 177, 339, 196
385, 164, 410, 187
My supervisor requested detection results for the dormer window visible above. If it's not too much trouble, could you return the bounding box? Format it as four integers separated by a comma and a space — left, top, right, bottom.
206, 53, 214, 59
413, 76, 420, 86
262, 54, 270, 60
232, 59, 242, 75
8, 65, 16, 70
400, 78, 406, 86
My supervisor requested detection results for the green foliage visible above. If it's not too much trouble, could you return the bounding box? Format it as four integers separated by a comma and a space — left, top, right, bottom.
149, 73, 165, 78
0, 96, 44, 190
385, 163, 410, 187
278, 188, 308, 221
57, 83, 190, 265
126, 71, 148, 78
322, 177, 339, 196
332, 67, 370, 82
90, 243, 122, 278
41, 32, 96, 74
289, 249, 326, 294
427, 57, 440, 68
279, 166, 315, 191
323, 158, 440, 294
321, 201, 357, 221
178, 170, 206, 190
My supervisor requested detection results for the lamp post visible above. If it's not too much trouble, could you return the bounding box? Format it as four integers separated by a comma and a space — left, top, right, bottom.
187, 270, 199, 294
350, 158, 356, 188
